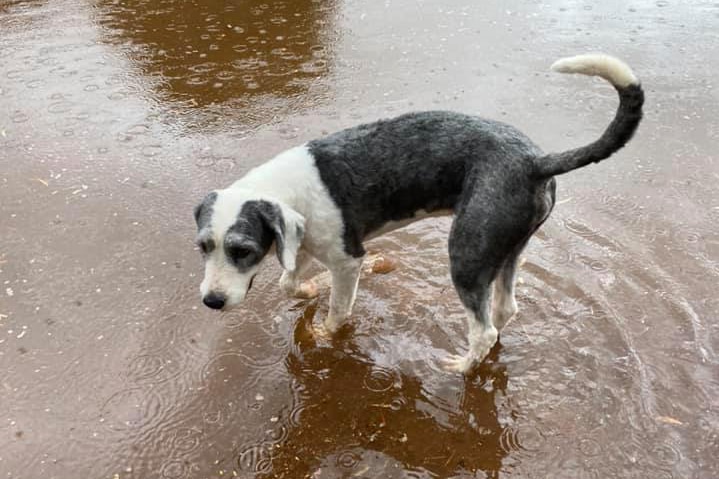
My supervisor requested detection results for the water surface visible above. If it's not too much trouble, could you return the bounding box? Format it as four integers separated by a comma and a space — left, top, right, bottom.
1, 0, 717, 477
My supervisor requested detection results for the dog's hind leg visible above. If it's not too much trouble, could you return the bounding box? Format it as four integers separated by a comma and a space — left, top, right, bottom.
442, 287, 498, 374
492, 242, 526, 332
279, 249, 319, 299
493, 185, 554, 332
442, 223, 503, 373
442, 172, 537, 374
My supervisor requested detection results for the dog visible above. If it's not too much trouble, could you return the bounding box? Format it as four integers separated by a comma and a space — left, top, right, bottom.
193, 54, 644, 374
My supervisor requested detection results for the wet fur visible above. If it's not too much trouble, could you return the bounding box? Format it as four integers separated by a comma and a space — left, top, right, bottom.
194, 54, 644, 374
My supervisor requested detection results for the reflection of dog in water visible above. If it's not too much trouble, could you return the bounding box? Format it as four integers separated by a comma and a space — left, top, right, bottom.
264, 304, 512, 478
193, 54, 644, 374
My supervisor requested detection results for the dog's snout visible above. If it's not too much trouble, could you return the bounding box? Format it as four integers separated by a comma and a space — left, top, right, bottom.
203, 292, 226, 310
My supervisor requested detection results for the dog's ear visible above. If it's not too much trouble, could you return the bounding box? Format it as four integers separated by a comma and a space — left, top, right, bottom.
258, 201, 305, 272
194, 192, 218, 230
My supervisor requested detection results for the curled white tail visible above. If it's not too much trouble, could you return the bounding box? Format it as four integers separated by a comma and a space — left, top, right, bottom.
551, 53, 638, 88
532, 54, 644, 178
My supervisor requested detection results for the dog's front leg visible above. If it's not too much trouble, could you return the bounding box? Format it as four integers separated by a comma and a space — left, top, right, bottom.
279, 249, 318, 299
323, 257, 363, 334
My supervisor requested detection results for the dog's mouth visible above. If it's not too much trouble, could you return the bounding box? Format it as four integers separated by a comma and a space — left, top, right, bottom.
247, 274, 256, 293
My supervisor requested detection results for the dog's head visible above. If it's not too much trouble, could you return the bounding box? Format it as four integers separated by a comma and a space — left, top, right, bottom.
193, 188, 305, 311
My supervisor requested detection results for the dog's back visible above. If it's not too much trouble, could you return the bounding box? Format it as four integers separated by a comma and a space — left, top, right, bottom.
307, 111, 544, 253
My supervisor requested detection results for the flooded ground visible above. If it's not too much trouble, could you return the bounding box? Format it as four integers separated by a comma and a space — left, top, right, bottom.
1, 0, 718, 477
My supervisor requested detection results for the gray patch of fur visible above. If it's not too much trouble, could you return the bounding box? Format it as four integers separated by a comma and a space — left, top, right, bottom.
194, 191, 218, 232
308, 111, 544, 257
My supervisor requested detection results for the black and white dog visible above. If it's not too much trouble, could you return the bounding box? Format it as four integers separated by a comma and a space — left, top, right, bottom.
194, 54, 644, 374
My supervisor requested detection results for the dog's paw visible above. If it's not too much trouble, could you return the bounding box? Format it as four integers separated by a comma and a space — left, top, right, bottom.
295, 280, 319, 299
310, 321, 335, 342
363, 253, 398, 275
440, 353, 476, 375
323, 315, 345, 335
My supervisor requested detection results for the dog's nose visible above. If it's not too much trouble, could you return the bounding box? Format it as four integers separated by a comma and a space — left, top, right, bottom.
203, 292, 226, 310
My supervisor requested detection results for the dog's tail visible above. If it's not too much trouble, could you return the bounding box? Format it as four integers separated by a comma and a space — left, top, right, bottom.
532, 54, 644, 179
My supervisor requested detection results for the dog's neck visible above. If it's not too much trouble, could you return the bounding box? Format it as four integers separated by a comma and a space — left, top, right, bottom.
229, 145, 317, 215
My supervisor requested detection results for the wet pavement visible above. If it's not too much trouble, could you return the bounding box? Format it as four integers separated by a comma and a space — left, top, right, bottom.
1, 0, 718, 478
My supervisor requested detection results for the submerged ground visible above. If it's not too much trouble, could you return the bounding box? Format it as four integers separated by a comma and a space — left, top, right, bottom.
1, 0, 717, 478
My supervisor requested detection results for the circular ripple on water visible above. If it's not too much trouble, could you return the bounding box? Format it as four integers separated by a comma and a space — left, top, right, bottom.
195, 155, 216, 168
534, 244, 572, 266
218, 316, 289, 369
128, 354, 165, 382
600, 194, 645, 226
105, 74, 125, 86
169, 427, 203, 455
363, 365, 398, 392
199, 351, 263, 390
336, 450, 361, 470
127, 353, 184, 385
288, 403, 316, 428
160, 460, 188, 479
11, 110, 29, 123
389, 396, 407, 411
301, 60, 327, 74
116, 132, 134, 142
203, 409, 223, 426
290, 376, 308, 395
221, 308, 268, 329
154, 310, 213, 359
237, 443, 273, 474
264, 421, 289, 445
47, 101, 75, 114
213, 157, 236, 172
100, 386, 170, 434
186, 76, 208, 86
188, 62, 219, 74
108, 90, 128, 101
588, 259, 609, 272
404, 469, 436, 479
649, 442, 682, 467
6, 69, 26, 80
683, 231, 702, 244
26, 79, 45, 89
216, 70, 235, 81
269, 334, 290, 351
578, 437, 602, 457
499, 423, 544, 455
622, 301, 647, 323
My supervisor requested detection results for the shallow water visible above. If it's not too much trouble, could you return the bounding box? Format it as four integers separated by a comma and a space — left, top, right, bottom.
1, 0, 718, 478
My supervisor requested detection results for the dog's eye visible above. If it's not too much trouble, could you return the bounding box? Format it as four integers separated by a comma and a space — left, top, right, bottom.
230, 246, 252, 260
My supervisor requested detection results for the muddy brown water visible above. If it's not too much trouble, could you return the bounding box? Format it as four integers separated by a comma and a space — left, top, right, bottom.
1, 0, 718, 478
